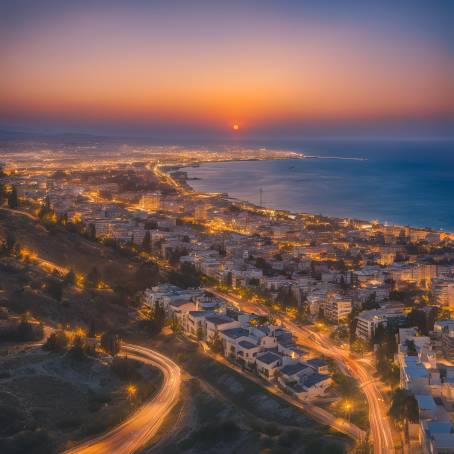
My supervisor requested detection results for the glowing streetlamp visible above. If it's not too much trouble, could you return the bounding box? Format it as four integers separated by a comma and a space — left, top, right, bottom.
127, 384, 137, 401
344, 401, 352, 422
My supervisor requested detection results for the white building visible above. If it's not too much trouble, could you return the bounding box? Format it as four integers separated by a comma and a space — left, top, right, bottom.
324, 296, 352, 324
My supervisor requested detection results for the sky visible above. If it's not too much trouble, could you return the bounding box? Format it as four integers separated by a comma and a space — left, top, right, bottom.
0, 0, 453, 140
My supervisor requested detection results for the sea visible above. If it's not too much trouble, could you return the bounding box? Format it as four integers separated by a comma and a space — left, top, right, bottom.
184, 139, 454, 231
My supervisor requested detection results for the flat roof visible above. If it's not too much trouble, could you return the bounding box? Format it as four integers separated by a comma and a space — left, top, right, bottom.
432, 433, 454, 449
221, 327, 249, 339
280, 363, 307, 377
256, 351, 282, 365
416, 394, 437, 411
304, 373, 331, 388
238, 340, 257, 350
205, 315, 234, 325
307, 358, 329, 368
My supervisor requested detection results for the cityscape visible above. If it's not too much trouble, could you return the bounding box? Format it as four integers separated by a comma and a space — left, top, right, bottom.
1, 1, 453, 454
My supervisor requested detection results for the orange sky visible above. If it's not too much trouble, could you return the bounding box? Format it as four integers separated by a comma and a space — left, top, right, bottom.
0, 1, 453, 135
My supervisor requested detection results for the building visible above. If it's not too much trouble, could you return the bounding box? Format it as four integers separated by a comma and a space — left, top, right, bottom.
356, 307, 406, 340
400, 356, 430, 394
432, 279, 454, 308
194, 204, 208, 222
324, 296, 352, 324
255, 352, 282, 381
442, 325, 454, 360
140, 192, 160, 212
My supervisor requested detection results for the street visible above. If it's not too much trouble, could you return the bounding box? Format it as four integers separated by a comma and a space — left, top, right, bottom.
208, 287, 396, 454
64, 344, 180, 454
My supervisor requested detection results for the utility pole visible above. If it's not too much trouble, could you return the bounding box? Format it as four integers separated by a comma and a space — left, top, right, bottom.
259, 188, 263, 207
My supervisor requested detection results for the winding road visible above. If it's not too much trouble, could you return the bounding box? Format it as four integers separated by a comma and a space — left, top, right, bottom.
64, 344, 180, 454
208, 287, 396, 454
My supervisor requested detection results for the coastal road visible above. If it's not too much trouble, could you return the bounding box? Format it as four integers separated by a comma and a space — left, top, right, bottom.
208, 288, 395, 454
64, 344, 181, 454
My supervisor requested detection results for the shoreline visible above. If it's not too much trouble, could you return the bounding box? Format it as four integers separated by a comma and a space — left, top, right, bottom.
162, 159, 453, 236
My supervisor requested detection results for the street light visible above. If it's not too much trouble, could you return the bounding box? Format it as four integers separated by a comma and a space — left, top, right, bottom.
127, 384, 137, 400
344, 401, 352, 422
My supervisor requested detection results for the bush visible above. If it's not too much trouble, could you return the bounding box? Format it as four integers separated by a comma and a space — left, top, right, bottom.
100, 332, 121, 357
0, 404, 28, 437
0, 429, 56, 454
263, 423, 281, 437
68, 335, 87, 361
0, 321, 43, 343
111, 357, 142, 382
42, 331, 68, 352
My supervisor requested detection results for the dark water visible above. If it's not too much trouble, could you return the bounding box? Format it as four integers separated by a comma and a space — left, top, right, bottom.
186, 140, 454, 231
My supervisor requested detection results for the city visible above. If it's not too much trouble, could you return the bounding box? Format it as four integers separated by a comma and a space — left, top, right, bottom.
1, 1, 453, 453
1, 146, 454, 453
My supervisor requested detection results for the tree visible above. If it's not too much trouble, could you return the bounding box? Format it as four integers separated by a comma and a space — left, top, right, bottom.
142, 230, 151, 252
63, 269, 76, 286
38, 196, 52, 219
2, 231, 17, 255
389, 388, 419, 424
7, 185, 18, 209
86, 223, 96, 240
363, 292, 379, 310
0, 182, 6, 205
152, 301, 166, 331
2, 429, 56, 454
101, 332, 121, 357
69, 335, 86, 360
88, 320, 97, 338
351, 338, 369, 355
86, 266, 101, 288
170, 314, 181, 333
168, 262, 203, 289
408, 308, 436, 336
405, 339, 417, 355
43, 331, 68, 352
45, 278, 64, 301
208, 331, 224, 354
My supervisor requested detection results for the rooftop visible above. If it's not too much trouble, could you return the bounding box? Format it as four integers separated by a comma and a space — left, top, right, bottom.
279, 363, 307, 377
431, 433, 454, 450
205, 315, 234, 326
304, 373, 331, 388
416, 394, 437, 411
256, 351, 282, 365
306, 358, 329, 368
221, 327, 249, 340
238, 340, 258, 350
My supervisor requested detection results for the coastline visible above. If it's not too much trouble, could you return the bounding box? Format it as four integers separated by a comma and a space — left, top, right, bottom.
163, 159, 453, 236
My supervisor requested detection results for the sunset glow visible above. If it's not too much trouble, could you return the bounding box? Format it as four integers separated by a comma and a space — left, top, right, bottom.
0, 1, 452, 137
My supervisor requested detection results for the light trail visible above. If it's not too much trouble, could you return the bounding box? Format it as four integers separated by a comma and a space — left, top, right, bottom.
64, 344, 180, 454
208, 287, 396, 454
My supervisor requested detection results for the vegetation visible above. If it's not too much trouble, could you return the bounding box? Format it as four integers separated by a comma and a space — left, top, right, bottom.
389, 388, 419, 424
42, 331, 68, 352
7, 185, 18, 209
101, 332, 121, 357
0, 317, 43, 343
373, 325, 400, 385
208, 331, 224, 354
168, 262, 205, 288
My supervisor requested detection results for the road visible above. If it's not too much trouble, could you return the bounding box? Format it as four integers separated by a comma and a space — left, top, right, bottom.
208, 288, 395, 454
201, 343, 365, 441
64, 344, 181, 454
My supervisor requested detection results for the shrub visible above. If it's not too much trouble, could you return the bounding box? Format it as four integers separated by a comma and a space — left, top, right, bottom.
42, 331, 68, 352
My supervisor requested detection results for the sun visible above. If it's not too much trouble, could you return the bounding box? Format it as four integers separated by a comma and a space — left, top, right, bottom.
232, 124, 239, 131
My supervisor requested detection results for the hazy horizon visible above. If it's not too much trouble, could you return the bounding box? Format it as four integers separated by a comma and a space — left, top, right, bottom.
1, 0, 453, 140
